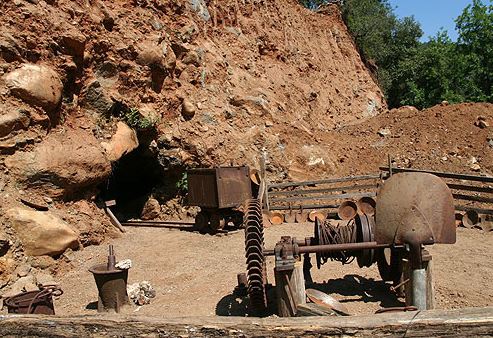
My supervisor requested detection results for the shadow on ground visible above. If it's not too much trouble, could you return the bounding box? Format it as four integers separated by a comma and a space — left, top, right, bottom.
216, 274, 404, 316
308, 274, 405, 308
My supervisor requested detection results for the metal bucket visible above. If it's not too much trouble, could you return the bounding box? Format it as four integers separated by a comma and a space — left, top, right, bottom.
89, 264, 129, 313
3, 285, 62, 315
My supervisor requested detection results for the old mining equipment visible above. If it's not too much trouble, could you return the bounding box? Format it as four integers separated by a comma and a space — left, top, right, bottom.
187, 166, 254, 233
244, 172, 457, 316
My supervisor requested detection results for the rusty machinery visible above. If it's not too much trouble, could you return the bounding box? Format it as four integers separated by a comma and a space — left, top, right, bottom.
187, 166, 254, 233
244, 172, 456, 315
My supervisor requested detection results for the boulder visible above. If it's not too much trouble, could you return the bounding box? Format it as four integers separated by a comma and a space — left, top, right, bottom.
6, 208, 79, 257
4, 130, 111, 198
101, 122, 139, 162
4, 64, 63, 112
141, 197, 160, 220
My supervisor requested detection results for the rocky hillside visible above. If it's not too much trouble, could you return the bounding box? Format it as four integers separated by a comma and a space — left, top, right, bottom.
0, 0, 385, 290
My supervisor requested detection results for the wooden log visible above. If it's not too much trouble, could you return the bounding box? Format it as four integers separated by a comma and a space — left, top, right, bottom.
274, 261, 306, 317
1, 307, 492, 337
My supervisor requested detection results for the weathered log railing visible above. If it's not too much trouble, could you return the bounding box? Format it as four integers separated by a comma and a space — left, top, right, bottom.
1, 307, 492, 337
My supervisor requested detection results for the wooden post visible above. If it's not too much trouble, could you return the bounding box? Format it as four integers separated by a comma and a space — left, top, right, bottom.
275, 261, 306, 317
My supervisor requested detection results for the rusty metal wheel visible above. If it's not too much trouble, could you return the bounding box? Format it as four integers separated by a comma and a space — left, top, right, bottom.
356, 214, 376, 268
209, 213, 225, 233
244, 199, 267, 313
195, 211, 209, 234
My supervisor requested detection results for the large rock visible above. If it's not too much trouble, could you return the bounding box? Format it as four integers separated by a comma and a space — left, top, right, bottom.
101, 122, 139, 162
6, 208, 79, 257
4, 64, 63, 112
4, 131, 111, 198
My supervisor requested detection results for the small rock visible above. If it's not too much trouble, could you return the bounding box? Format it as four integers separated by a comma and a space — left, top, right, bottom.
470, 163, 481, 172
81, 80, 117, 115
15, 264, 31, 278
35, 271, 56, 287
182, 50, 200, 66
181, 99, 195, 120
28, 255, 56, 269
57, 29, 86, 57
141, 197, 160, 220
115, 259, 132, 270
377, 128, 391, 137
127, 280, 156, 306
188, 0, 211, 21
0, 109, 30, 138
265, 120, 274, 127
2, 275, 38, 298
62, 247, 76, 262
4, 64, 63, 113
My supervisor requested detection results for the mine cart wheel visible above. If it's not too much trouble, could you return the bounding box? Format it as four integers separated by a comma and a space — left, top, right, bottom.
195, 211, 209, 234
209, 212, 226, 233
377, 248, 403, 284
232, 212, 244, 229
244, 199, 268, 313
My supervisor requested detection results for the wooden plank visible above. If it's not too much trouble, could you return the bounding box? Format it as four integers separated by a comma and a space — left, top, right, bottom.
1, 307, 493, 337
447, 183, 493, 194
452, 193, 493, 204
380, 166, 493, 183
268, 174, 380, 189
268, 184, 377, 197
269, 191, 376, 204
274, 261, 306, 317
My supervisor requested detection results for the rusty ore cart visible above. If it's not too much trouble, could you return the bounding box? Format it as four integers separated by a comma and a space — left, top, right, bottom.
186, 166, 253, 233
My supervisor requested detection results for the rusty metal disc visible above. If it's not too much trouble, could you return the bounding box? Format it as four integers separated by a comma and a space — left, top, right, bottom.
356, 197, 376, 216
309, 210, 325, 222
375, 173, 456, 245
338, 201, 358, 220
462, 210, 479, 229
305, 289, 350, 316
269, 211, 284, 225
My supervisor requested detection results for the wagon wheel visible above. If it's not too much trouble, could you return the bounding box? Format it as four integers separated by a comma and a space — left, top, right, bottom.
195, 211, 209, 234
209, 213, 226, 233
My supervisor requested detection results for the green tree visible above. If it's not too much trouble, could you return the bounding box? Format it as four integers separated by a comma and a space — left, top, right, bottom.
456, 0, 493, 101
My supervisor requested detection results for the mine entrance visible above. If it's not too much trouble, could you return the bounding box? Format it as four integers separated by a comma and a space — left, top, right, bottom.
99, 146, 185, 221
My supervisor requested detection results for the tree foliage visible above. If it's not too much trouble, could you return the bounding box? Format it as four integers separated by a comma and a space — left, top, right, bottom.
300, 0, 493, 109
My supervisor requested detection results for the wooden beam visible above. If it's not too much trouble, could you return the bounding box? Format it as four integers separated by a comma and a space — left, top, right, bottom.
1, 307, 493, 337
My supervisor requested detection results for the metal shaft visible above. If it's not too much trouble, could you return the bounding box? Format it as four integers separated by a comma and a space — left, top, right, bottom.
297, 242, 390, 254
412, 268, 427, 310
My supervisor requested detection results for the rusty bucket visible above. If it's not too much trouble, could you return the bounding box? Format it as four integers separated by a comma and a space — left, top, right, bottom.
3, 285, 62, 315
89, 245, 130, 313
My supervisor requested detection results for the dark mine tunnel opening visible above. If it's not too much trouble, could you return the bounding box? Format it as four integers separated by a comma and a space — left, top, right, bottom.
98, 145, 185, 221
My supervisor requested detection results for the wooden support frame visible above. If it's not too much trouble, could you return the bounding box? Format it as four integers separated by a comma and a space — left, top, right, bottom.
1, 307, 492, 337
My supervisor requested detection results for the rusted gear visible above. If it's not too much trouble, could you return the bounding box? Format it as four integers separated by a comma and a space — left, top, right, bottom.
244, 199, 267, 312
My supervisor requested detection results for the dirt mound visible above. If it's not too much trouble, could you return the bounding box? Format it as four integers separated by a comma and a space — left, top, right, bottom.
327, 102, 493, 176
0, 0, 385, 292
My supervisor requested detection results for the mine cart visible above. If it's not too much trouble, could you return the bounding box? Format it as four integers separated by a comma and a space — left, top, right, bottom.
186, 166, 253, 233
